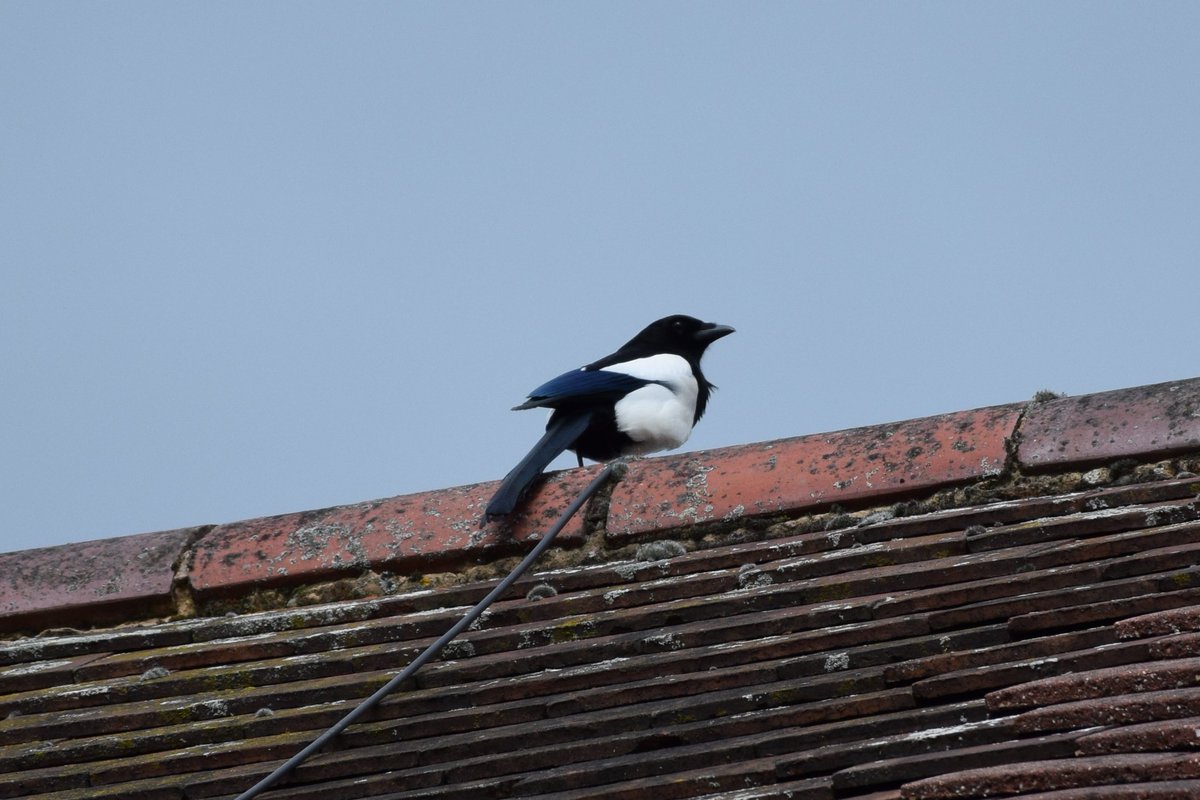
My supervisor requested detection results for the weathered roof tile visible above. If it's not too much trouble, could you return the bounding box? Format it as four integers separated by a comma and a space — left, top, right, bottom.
832, 731, 1082, 794
1010, 687, 1200, 735
989, 658, 1200, 712
1117, 605, 1200, 639
1076, 716, 1200, 755
1019, 379, 1200, 470
904, 753, 1200, 799
608, 404, 1022, 538
188, 468, 599, 597
0, 526, 200, 632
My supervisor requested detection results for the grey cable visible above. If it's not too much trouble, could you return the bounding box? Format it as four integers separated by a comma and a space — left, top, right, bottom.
233, 464, 613, 800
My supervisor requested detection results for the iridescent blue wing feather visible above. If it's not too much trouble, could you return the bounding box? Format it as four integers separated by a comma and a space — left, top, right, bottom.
513, 369, 653, 410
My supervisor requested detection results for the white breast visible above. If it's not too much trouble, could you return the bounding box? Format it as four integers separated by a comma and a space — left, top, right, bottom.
603, 354, 699, 454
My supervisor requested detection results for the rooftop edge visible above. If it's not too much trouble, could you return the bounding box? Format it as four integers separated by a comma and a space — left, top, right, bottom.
3, 376, 1199, 636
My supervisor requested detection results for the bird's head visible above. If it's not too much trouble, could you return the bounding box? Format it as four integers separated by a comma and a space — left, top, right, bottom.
622, 315, 735, 360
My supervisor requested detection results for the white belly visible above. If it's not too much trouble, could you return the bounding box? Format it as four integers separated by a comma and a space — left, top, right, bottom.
604, 354, 699, 454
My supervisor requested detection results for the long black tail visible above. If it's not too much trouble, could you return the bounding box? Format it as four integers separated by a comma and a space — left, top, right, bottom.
484, 411, 594, 521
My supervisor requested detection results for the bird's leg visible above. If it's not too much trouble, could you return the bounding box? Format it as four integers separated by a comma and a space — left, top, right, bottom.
576, 453, 584, 468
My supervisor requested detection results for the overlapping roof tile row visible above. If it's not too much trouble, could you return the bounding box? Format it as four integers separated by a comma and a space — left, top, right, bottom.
1, 376, 1200, 798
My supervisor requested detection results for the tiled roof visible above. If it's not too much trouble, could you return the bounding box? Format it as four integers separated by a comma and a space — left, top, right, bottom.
3, 377, 1200, 799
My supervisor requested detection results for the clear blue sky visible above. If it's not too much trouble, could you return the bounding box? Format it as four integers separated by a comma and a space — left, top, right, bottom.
3, 3, 1198, 554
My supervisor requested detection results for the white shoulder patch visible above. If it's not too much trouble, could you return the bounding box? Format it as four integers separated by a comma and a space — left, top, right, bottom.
600, 354, 694, 387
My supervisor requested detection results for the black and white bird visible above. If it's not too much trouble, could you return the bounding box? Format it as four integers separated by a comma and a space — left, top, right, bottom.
484, 314, 735, 521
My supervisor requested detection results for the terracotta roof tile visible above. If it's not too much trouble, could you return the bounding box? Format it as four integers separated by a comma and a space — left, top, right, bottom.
1117, 605, 1200, 639
833, 731, 1083, 794
983, 782, 1200, 800
1009, 687, 1200, 734
1148, 632, 1200, 660
608, 404, 1022, 538
904, 753, 1200, 799
4, 376, 1200, 799
1018, 379, 1200, 470
911, 638, 1155, 703
189, 467, 599, 598
0, 526, 200, 631
989, 657, 1200, 711
1076, 717, 1200, 755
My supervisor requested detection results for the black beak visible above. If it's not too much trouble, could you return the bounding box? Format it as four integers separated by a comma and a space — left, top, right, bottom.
694, 322, 735, 344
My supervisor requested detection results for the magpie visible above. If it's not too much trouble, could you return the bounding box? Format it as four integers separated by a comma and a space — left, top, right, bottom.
484, 314, 735, 521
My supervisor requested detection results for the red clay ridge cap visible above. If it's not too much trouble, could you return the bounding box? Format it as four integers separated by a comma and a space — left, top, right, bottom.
2, 375, 1199, 635
0, 527, 203, 633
